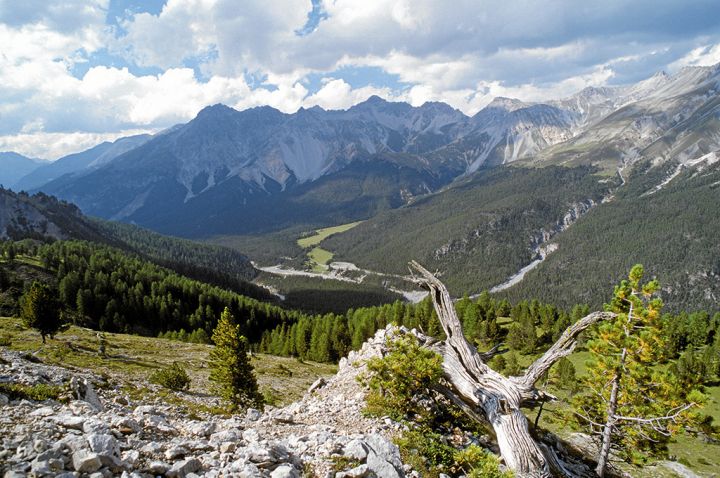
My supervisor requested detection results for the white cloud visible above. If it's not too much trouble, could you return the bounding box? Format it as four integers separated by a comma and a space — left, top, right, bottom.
1, 0, 719, 159
0, 129, 154, 160
305, 78, 393, 110
669, 43, 720, 70
114, 0, 218, 69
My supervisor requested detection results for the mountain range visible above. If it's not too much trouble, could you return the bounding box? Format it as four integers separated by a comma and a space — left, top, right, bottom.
12, 63, 716, 239
0, 153, 45, 190
3, 64, 719, 309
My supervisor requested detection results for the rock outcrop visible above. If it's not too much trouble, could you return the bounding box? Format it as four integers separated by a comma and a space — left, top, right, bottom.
0, 328, 411, 477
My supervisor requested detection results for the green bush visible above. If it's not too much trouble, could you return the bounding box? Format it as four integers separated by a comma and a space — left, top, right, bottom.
0, 382, 63, 401
395, 429, 511, 478
395, 428, 456, 477
149, 362, 191, 391
360, 335, 443, 422
0, 333, 11, 346
455, 445, 513, 478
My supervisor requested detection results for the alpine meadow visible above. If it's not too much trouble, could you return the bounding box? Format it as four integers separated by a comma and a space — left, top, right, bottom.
1, 1, 720, 477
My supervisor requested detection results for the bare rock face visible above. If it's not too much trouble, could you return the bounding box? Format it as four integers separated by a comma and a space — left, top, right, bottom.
0, 327, 415, 478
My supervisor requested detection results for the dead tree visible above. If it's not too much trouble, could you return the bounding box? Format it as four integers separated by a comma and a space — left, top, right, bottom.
409, 261, 615, 478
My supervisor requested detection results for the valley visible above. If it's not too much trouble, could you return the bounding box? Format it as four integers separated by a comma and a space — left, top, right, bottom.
5, 4, 720, 477
1, 62, 720, 478
296, 221, 363, 272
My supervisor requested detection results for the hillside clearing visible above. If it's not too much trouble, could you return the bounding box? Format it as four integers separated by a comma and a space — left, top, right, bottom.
0, 317, 336, 407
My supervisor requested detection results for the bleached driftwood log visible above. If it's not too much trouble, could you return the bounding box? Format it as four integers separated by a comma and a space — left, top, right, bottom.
409, 261, 614, 478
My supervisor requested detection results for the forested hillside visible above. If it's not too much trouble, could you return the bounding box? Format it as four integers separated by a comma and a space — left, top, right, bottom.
0, 240, 294, 340
496, 159, 720, 310
322, 159, 720, 311
0, 188, 268, 299
324, 165, 611, 292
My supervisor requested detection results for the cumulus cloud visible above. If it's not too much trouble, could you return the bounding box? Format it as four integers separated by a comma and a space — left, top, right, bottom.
305, 78, 394, 110
0, 129, 154, 160
669, 43, 720, 70
1, 0, 720, 158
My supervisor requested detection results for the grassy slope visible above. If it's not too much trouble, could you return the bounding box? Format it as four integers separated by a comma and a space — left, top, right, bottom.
297, 221, 364, 272
297, 221, 364, 248
0, 317, 336, 408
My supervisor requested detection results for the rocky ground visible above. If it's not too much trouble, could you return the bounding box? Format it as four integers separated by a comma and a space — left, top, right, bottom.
0, 327, 411, 478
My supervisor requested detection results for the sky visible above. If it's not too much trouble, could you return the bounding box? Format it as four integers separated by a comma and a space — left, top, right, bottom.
1, 0, 720, 160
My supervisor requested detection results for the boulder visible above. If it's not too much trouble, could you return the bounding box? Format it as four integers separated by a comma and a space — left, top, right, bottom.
246, 408, 262, 422
87, 433, 118, 457
187, 421, 217, 437
343, 439, 369, 461
53, 414, 86, 430
72, 450, 103, 473
165, 446, 188, 460
68, 377, 103, 412
165, 457, 201, 478
147, 461, 169, 474
336, 464, 371, 478
270, 464, 300, 478
365, 434, 404, 478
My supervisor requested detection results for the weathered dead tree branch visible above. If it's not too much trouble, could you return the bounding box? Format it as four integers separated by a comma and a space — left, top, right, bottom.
408, 261, 615, 478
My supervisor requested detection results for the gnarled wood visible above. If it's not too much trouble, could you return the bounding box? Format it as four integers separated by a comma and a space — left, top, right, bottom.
409, 261, 615, 478
519, 310, 615, 390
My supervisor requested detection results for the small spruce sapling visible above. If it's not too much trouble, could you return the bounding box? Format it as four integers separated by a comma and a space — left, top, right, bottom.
20, 281, 64, 344
209, 308, 263, 410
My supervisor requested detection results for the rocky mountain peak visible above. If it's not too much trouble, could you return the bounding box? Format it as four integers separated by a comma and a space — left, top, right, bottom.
484, 96, 530, 112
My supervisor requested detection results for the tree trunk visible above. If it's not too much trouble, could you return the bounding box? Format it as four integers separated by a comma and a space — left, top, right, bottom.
596, 373, 619, 477
409, 261, 615, 478
596, 340, 627, 477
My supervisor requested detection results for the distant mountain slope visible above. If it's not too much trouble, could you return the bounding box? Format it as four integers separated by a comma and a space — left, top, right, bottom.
14, 134, 151, 191
0, 153, 44, 189
0, 188, 262, 297
324, 155, 720, 311
500, 156, 720, 311
323, 165, 611, 292
531, 65, 720, 173
0, 188, 109, 243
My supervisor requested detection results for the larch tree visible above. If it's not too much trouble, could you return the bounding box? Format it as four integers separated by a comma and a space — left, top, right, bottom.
209, 307, 263, 410
572, 265, 703, 476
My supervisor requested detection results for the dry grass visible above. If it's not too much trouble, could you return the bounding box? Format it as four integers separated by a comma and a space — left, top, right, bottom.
0, 316, 336, 407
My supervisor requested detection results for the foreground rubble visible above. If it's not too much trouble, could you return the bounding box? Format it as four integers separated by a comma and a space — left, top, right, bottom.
0, 328, 410, 478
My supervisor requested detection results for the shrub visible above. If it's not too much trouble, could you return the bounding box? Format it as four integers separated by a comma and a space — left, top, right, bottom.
149, 362, 191, 391
455, 445, 513, 478
395, 428, 456, 478
0, 382, 63, 401
360, 335, 443, 422
395, 429, 511, 478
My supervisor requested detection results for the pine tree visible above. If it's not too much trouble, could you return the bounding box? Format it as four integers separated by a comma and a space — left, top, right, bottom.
554, 357, 577, 393
573, 265, 703, 476
504, 352, 521, 376
20, 281, 63, 343
209, 308, 263, 410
